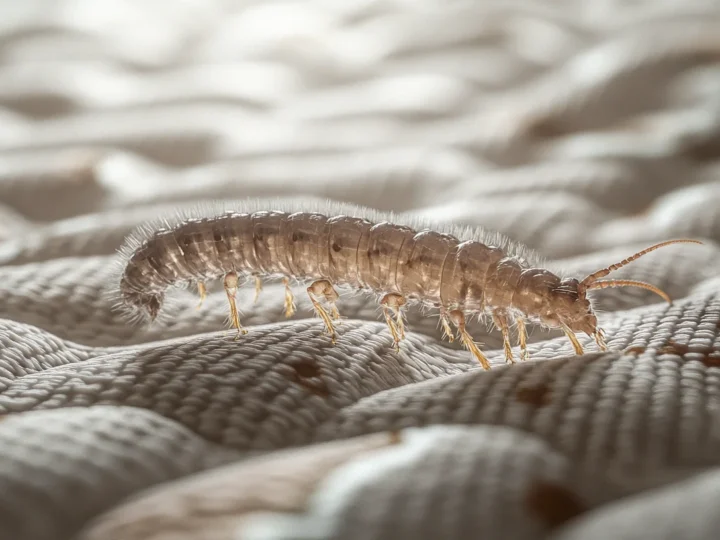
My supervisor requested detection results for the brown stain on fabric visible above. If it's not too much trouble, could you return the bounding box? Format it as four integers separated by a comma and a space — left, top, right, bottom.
659, 340, 720, 367
679, 133, 720, 162
525, 481, 588, 529
515, 384, 551, 407
289, 360, 330, 398
291, 359, 322, 378
658, 340, 690, 356
623, 345, 647, 356
625, 340, 720, 368
702, 354, 720, 368
522, 116, 568, 139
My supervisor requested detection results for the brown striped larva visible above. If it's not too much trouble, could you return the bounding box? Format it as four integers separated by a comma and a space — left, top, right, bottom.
112, 198, 701, 369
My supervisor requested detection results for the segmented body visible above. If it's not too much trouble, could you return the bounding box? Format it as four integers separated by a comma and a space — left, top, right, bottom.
120, 211, 534, 317
115, 199, 700, 369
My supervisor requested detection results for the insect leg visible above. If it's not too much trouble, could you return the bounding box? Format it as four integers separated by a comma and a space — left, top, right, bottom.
322, 282, 342, 321
253, 275, 263, 304
448, 310, 491, 370
282, 277, 296, 317
516, 316, 529, 361
381, 304, 402, 349
561, 324, 584, 356
394, 300, 406, 340
439, 307, 455, 343
380, 293, 407, 349
594, 328, 608, 351
223, 272, 248, 338
492, 309, 515, 364
196, 282, 207, 309
307, 280, 338, 343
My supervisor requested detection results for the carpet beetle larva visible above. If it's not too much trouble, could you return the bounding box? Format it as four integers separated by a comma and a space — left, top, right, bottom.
113, 199, 701, 368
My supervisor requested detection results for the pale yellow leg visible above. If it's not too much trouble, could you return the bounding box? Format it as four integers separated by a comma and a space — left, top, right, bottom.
322, 281, 341, 320
562, 325, 584, 356
253, 275, 263, 304
396, 309, 406, 340
439, 308, 455, 343
382, 305, 402, 350
449, 310, 491, 370
283, 277, 296, 317
380, 293, 407, 349
224, 272, 248, 338
516, 316, 529, 361
492, 309, 515, 364
196, 282, 207, 309
307, 280, 340, 344
594, 328, 608, 352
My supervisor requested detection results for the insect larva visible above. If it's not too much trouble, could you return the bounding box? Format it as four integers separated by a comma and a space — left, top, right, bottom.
113, 198, 702, 369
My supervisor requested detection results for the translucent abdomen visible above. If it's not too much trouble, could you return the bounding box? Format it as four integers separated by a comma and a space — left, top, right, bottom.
118, 208, 528, 320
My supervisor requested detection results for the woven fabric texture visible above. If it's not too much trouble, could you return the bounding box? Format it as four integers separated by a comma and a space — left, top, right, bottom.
2, 1, 720, 539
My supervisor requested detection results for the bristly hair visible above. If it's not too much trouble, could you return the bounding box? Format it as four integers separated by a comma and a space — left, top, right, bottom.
109, 196, 546, 324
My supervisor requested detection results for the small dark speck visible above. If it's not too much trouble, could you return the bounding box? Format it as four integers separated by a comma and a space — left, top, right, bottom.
292, 359, 321, 378
680, 134, 720, 162
524, 118, 567, 139
515, 384, 551, 406
525, 481, 587, 529
332, 242, 342, 252
289, 360, 329, 398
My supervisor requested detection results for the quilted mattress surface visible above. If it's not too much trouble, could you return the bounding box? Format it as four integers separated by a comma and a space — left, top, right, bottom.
2, 1, 720, 539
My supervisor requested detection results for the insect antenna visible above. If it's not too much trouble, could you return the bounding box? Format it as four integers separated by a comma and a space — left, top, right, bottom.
579, 239, 703, 294
584, 279, 671, 303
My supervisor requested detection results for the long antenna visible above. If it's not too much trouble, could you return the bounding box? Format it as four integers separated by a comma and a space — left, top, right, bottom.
580, 239, 702, 291
585, 279, 671, 303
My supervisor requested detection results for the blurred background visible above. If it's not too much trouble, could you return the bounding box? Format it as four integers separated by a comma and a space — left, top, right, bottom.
2, 0, 720, 265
